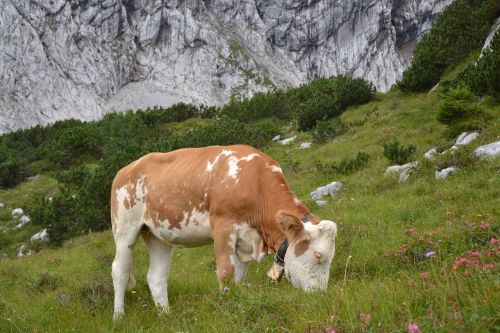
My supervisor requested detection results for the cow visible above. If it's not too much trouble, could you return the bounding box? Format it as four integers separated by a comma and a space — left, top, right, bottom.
110, 145, 338, 320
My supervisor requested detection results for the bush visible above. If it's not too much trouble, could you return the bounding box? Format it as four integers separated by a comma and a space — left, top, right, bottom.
383, 138, 417, 165
220, 91, 289, 122
312, 118, 348, 144
398, 0, 497, 92
315, 152, 370, 176
452, 31, 500, 99
437, 85, 487, 137
296, 76, 375, 130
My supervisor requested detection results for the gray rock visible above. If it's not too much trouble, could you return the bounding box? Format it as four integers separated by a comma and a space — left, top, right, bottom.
299, 142, 311, 149
272, 135, 281, 142
454, 132, 479, 147
15, 215, 31, 229
0, 203, 4, 208
424, 148, 438, 159
279, 136, 296, 145
479, 16, 500, 59
1, 0, 452, 133
384, 161, 420, 176
11, 208, 24, 219
315, 200, 327, 207
435, 167, 457, 179
17, 245, 32, 257
310, 182, 343, 200
399, 168, 412, 182
31, 229, 49, 243
474, 141, 500, 158
26, 175, 40, 181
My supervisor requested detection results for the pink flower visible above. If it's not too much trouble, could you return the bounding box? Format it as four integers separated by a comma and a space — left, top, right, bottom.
482, 264, 494, 270
408, 323, 420, 333
480, 223, 489, 230
365, 314, 372, 325
490, 238, 498, 245
469, 251, 481, 257
463, 270, 472, 277
446, 210, 454, 216
420, 272, 430, 279
383, 252, 390, 257
468, 222, 477, 230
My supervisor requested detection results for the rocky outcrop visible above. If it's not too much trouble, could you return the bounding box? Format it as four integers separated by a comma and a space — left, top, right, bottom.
0, 0, 452, 133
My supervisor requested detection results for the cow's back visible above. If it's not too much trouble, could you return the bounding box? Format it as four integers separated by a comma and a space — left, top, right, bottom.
110, 145, 286, 247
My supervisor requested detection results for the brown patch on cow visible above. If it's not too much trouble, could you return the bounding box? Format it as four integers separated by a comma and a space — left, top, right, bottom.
294, 239, 310, 257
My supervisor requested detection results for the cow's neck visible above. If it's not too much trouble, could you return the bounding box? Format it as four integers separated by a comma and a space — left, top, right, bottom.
258, 186, 316, 253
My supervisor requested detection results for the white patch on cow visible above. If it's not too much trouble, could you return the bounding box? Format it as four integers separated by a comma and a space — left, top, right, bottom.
229, 223, 266, 263
150, 208, 213, 247
206, 150, 234, 172
267, 163, 283, 173
284, 220, 337, 292
227, 153, 260, 180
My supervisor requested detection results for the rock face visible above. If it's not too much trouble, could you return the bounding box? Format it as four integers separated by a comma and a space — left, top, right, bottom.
0, 0, 452, 133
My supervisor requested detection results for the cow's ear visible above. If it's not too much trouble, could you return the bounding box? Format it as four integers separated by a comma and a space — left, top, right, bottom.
277, 210, 304, 240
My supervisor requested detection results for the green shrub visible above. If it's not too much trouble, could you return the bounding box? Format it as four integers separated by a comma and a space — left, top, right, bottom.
315, 152, 370, 176
437, 85, 487, 137
383, 138, 417, 165
398, 0, 497, 92
452, 31, 500, 99
220, 91, 289, 122
296, 76, 375, 130
312, 118, 348, 144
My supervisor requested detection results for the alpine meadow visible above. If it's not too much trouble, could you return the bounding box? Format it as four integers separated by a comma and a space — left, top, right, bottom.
0, 0, 499, 332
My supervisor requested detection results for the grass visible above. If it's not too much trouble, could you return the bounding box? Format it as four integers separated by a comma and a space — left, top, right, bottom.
0, 90, 498, 332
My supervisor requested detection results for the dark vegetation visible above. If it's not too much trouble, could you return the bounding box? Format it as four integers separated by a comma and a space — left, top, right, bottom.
383, 139, 417, 165
397, 0, 499, 93
0, 76, 375, 244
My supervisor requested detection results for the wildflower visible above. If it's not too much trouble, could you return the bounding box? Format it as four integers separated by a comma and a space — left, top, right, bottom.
482, 264, 494, 270
420, 272, 430, 279
469, 251, 481, 258
468, 222, 477, 230
394, 251, 401, 257
383, 252, 390, 257
408, 323, 420, 333
489, 238, 498, 245
446, 210, 454, 216
460, 214, 465, 219
437, 239, 443, 243
404, 227, 414, 234
323, 327, 336, 333
480, 223, 489, 230
424, 251, 436, 258
223, 286, 229, 292
463, 270, 472, 277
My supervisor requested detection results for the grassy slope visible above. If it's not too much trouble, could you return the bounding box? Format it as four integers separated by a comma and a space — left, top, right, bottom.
0, 90, 498, 332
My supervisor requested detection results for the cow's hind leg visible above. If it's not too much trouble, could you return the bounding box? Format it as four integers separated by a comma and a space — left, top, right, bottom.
142, 230, 172, 314
231, 255, 249, 283
112, 223, 141, 320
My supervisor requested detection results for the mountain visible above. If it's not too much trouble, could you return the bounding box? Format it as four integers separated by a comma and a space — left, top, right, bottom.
0, 0, 452, 133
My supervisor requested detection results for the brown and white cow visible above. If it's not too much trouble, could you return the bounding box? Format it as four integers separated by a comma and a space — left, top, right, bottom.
110, 145, 337, 319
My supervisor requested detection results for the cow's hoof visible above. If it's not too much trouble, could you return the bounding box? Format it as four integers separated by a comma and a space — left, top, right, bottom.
113, 310, 124, 322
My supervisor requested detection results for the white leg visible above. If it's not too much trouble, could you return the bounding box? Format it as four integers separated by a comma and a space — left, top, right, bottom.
112, 226, 140, 321
143, 232, 172, 314
230, 254, 249, 283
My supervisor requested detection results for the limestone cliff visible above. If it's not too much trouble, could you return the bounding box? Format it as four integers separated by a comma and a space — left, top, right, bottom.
0, 0, 453, 133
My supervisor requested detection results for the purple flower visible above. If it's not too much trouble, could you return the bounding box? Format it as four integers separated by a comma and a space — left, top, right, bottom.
425, 251, 435, 258
408, 323, 420, 333
223, 286, 229, 292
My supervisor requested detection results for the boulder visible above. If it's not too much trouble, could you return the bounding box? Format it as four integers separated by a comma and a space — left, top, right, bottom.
444, 132, 479, 153
424, 148, 438, 159
279, 136, 296, 145
310, 182, 343, 200
272, 135, 281, 142
11, 208, 24, 219
384, 161, 419, 176
15, 215, 31, 229
474, 141, 500, 158
435, 167, 457, 179
17, 245, 32, 257
315, 200, 327, 207
299, 142, 312, 149
31, 229, 49, 243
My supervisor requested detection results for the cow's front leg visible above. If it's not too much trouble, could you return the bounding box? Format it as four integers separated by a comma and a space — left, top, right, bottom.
213, 222, 237, 290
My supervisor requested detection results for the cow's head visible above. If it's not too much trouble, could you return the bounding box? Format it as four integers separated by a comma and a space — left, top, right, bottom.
276, 210, 337, 291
